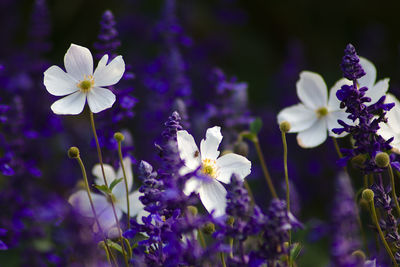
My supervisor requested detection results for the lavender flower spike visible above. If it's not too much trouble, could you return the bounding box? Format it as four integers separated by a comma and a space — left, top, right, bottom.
341, 43, 366, 81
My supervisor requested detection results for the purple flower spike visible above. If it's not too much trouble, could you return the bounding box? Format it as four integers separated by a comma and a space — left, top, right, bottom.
341, 43, 366, 81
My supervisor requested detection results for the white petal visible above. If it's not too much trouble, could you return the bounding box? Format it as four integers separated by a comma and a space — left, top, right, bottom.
358, 57, 376, 89
326, 110, 351, 138
385, 94, 400, 133
296, 71, 328, 109
87, 87, 116, 113
296, 119, 327, 148
94, 55, 125, 87
199, 179, 227, 217
200, 126, 223, 161
43, 65, 78, 96
277, 104, 318, 133
216, 153, 251, 184
113, 157, 134, 200
365, 78, 389, 104
92, 163, 117, 187
68, 191, 108, 218
50, 91, 86, 115
183, 177, 202, 195
64, 44, 93, 81
94, 204, 122, 234
328, 78, 352, 110
117, 191, 148, 222
177, 130, 201, 170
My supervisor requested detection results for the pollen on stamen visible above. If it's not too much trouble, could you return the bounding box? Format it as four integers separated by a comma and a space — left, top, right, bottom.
201, 159, 217, 178
316, 107, 328, 118
77, 75, 94, 92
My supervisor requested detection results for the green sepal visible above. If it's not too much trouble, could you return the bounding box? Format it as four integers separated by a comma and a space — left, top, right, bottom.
250, 117, 262, 134
94, 184, 111, 195
110, 178, 124, 191
290, 242, 302, 262
106, 239, 123, 254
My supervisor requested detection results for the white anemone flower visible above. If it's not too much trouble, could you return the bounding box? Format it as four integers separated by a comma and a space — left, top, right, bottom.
378, 94, 400, 154
277, 57, 389, 148
43, 43, 125, 115
176, 126, 251, 217
68, 157, 148, 237
277, 71, 352, 148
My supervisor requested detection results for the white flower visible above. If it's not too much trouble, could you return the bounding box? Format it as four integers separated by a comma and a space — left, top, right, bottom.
43, 43, 125, 115
277, 71, 351, 148
378, 94, 400, 154
68, 157, 148, 237
176, 126, 251, 217
276, 57, 389, 149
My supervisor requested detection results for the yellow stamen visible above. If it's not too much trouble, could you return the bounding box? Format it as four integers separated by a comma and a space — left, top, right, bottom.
201, 159, 217, 178
77, 75, 94, 92
316, 107, 328, 118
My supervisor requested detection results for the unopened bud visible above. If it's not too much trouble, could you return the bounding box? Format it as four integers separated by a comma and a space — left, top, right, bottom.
187, 206, 198, 216
362, 189, 374, 203
233, 141, 249, 157
279, 121, 291, 133
114, 132, 125, 142
226, 216, 235, 226
375, 152, 390, 168
68, 147, 80, 159
202, 222, 215, 235
351, 154, 366, 168
351, 250, 366, 263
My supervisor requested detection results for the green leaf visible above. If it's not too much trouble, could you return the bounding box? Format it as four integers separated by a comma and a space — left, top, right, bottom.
250, 117, 263, 134
240, 132, 257, 143
94, 184, 111, 195
109, 178, 124, 191
290, 242, 303, 261
106, 239, 123, 254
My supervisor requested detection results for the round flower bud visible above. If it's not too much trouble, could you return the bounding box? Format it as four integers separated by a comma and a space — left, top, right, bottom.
98, 241, 106, 249
187, 206, 198, 216
375, 152, 390, 168
202, 222, 215, 235
114, 132, 125, 142
351, 250, 366, 263
279, 121, 291, 133
351, 154, 366, 168
68, 147, 80, 159
362, 189, 374, 203
226, 216, 235, 226
233, 141, 249, 157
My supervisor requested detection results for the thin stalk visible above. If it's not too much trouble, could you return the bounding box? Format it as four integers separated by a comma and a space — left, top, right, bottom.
388, 165, 400, 216
220, 252, 227, 267
253, 138, 278, 198
281, 131, 291, 266
229, 238, 234, 258
89, 112, 129, 266
117, 141, 131, 229
75, 156, 117, 267
332, 137, 343, 158
198, 230, 206, 248
368, 199, 398, 266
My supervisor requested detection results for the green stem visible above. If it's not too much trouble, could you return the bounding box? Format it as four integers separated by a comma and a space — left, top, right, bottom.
388, 165, 400, 216
369, 199, 398, 266
89, 111, 129, 267
253, 138, 278, 198
332, 137, 343, 158
220, 252, 227, 267
281, 131, 291, 266
198, 230, 206, 248
75, 156, 117, 267
117, 141, 131, 229
229, 238, 234, 258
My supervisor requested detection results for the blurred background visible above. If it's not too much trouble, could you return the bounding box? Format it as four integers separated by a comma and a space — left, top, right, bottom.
1, 0, 400, 265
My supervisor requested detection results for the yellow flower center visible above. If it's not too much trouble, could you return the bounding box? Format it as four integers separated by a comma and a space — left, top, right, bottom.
316, 107, 328, 118
77, 75, 94, 92
201, 159, 217, 178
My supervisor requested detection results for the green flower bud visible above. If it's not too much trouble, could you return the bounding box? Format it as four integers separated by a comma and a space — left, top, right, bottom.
187, 205, 198, 216
362, 189, 374, 203
233, 141, 249, 157
114, 132, 125, 142
351, 154, 367, 168
351, 250, 366, 263
375, 152, 390, 168
98, 240, 106, 249
202, 222, 215, 235
68, 146, 80, 159
226, 216, 235, 226
279, 121, 291, 133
